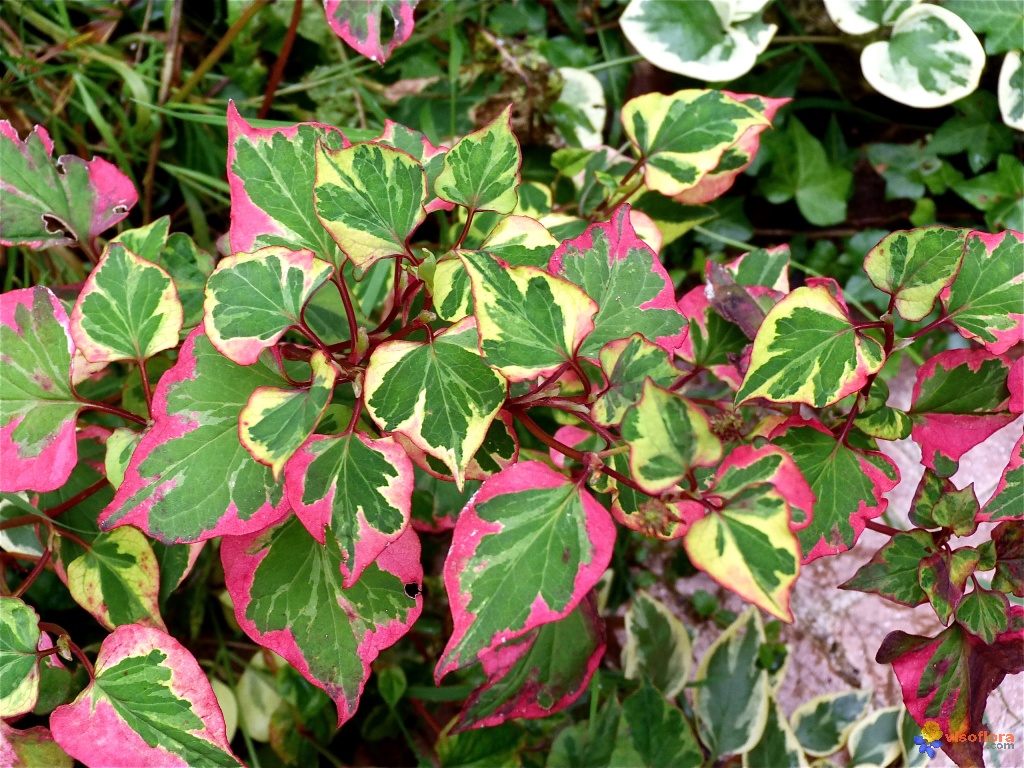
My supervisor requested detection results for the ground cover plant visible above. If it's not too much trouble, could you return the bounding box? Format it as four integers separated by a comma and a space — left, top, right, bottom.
1, 1, 1022, 766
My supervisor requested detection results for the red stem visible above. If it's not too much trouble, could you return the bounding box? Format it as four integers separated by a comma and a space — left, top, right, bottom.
137, 358, 153, 416
79, 399, 148, 426
43, 478, 108, 520
333, 274, 361, 363
13, 548, 51, 598
865, 519, 901, 537
38, 622, 94, 678
454, 209, 476, 250
258, 0, 302, 119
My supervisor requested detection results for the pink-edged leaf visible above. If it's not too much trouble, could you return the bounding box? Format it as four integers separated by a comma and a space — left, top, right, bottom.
221, 517, 422, 726
375, 119, 451, 213
0, 722, 72, 768
942, 229, 1023, 354
771, 417, 900, 562
549, 205, 686, 357
411, 466, 477, 533
1009, 357, 1023, 414
99, 328, 290, 543
979, 435, 1024, 523
436, 461, 616, 681
876, 606, 1024, 768
285, 431, 412, 587
323, 0, 417, 63
722, 243, 791, 294
50, 624, 242, 768
226, 102, 348, 265
673, 93, 790, 205
452, 594, 605, 732
675, 285, 749, 389
0, 287, 82, 493
703, 261, 766, 340
909, 348, 1015, 476
0, 122, 136, 257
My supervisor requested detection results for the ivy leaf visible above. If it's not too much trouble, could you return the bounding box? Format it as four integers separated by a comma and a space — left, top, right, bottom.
919, 538, 978, 624
549, 206, 686, 357
736, 281, 886, 408
154, 234, 216, 334
863, 227, 969, 322
790, 689, 872, 756
397, 411, 519, 484
684, 446, 810, 622
0, 597, 41, 717
50, 624, 243, 767
0, 721, 72, 768
593, 334, 679, 426
854, 378, 912, 441
999, 53, 1024, 132
908, 348, 1014, 476
314, 141, 427, 270
676, 285, 749, 389
839, 530, 934, 607
436, 461, 616, 680
621, 89, 767, 197
942, 229, 1023, 354
846, 706, 902, 768
364, 317, 507, 487
71, 243, 183, 364
771, 418, 900, 562
956, 587, 1010, 644
611, 679, 703, 768
204, 246, 334, 366
0, 122, 136, 255
460, 249, 597, 381
66, 526, 165, 632
621, 381, 722, 495
221, 517, 422, 726
434, 105, 521, 214
940, 0, 1024, 55
876, 607, 1024, 768
0, 287, 82, 493
285, 431, 413, 588
323, 0, 417, 63
621, 590, 692, 699
954, 155, 1024, 232
240, 350, 337, 479
743, 697, 809, 768
453, 595, 605, 732
989, 520, 1023, 597
980, 437, 1023, 524
100, 329, 290, 544
481, 215, 559, 267
226, 103, 348, 265
375, 119, 450, 213
693, 608, 770, 759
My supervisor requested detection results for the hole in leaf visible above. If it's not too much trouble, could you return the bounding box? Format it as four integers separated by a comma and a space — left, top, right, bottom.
404, 583, 421, 598
41, 214, 73, 240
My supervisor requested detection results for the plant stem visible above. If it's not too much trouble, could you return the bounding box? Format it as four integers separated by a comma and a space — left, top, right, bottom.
865, 519, 902, 537
137, 358, 153, 415
79, 399, 148, 426
332, 274, 361, 362
39, 622, 94, 678
12, 547, 51, 598
258, 0, 302, 119
43, 478, 109, 520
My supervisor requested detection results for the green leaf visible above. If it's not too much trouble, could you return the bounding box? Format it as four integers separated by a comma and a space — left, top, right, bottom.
549, 206, 686, 357
611, 679, 703, 768
365, 317, 507, 487
240, 350, 336, 479
314, 141, 427, 270
928, 92, 1015, 172
111, 216, 170, 261
436, 461, 616, 680
622, 89, 767, 197
221, 517, 422, 725
105, 427, 142, 491
954, 155, 1024, 233
547, 696, 620, 768
593, 334, 679, 426
0, 287, 82, 493
49, 624, 243, 767
621, 381, 722, 495
460, 249, 597, 381
955, 587, 1010, 644
621, 590, 692, 699
989, 520, 1023, 597
846, 707, 902, 768
0, 597, 41, 717
860, 4, 985, 108
791, 689, 872, 756
71, 242, 183, 363
737, 282, 886, 408
944, 0, 1024, 55
483, 214, 559, 268
743, 697, 809, 768
677, 284, 750, 389
759, 117, 853, 226
693, 608, 770, 759
153, 233, 215, 334
66, 526, 165, 631
435, 106, 521, 214
204, 246, 334, 365
100, 330, 290, 543
840, 530, 934, 607
863, 227, 968, 321
285, 431, 413, 588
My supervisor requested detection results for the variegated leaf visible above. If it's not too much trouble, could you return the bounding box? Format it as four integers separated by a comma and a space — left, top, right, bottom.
942, 229, 1023, 354
0, 722, 72, 768
0, 287, 82, 493
0, 597, 41, 717
285, 431, 412, 587
323, 0, 417, 63
50, 624, 242, 767
436, 461, 616, 680
99, 329, 290, 543
152, 233, 215, 334
791, 690, 872, 757
989, 520, 1023, 597
956, 586, 1010, 644
676, 284, 749, 389
221, 517, 422, 726
593, 334, 679, 426
482, 214, 558, 267
435, 106, 522, 214
314, 140, 426, 270
612, 679, 703, 768
204, 246, 333, 365
240, 350, 337, 479
71, 243, 183, 364
0, 122, 136, 255
840, 530, 934, 607
980, 436, 1023, 523
549, 206, 686, 356
824, 0, 921, 35
846, 706, 902, 768
736, 281, 886, 408
375, 119, 450, 213
744, 697, 809, 768
621, 590, 692, 699
364, 317, 506, 487
998, 50, 1024, 131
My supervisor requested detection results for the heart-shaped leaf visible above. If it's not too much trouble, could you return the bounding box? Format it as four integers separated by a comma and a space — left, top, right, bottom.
0, 597, 41, 717
323, 0, 418, 63
434, 106, 522, 214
